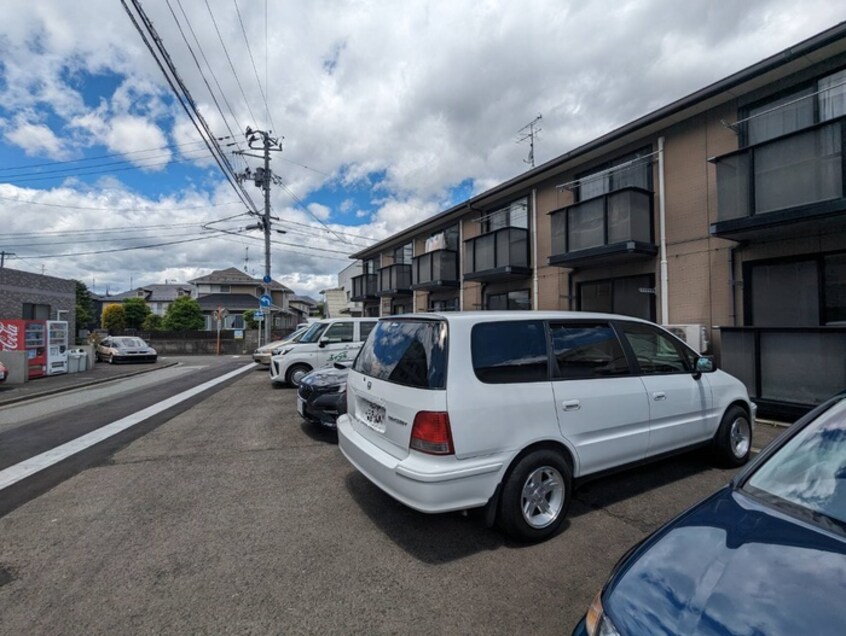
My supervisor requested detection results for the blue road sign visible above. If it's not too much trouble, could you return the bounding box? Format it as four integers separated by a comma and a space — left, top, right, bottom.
259, 294, 271, 307
254, 311, 264, 319
262, 274, 272, 284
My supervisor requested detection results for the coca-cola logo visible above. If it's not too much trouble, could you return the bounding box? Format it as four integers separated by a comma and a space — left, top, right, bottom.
0, 322, 20, 351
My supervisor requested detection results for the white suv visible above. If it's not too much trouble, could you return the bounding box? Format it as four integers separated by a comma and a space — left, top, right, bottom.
269, 318, 377, 387
337, 312, 755, 542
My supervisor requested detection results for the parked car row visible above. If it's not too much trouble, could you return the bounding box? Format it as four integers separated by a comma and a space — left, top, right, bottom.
269, 311, 845, 634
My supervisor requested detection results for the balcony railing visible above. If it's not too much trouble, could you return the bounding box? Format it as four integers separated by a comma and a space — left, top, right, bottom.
377, 264, 412, 297
549, 187, 655, 266
712, 121, 846, 237
412, 249, 459, 290
350, 274, 378, 301
464, 227, 530, 281
720, 326, 846, 418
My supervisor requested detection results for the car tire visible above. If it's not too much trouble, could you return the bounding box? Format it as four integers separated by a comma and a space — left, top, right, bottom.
497, 449, 572, 542
713, 405, 752, 467
285, 363, 312, 387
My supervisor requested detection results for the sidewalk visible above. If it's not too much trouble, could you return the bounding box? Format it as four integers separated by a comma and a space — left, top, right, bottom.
0, 359, 178, 407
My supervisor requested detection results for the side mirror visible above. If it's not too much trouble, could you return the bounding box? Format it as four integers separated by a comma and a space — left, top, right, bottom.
693, 356, 714, 379
318, 338, 328, 348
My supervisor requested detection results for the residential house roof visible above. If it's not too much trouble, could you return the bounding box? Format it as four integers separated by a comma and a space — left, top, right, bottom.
290, 295, 318, 306
188, 267, 293, 293
195, 293, 297, 314
142, 284, 192, 302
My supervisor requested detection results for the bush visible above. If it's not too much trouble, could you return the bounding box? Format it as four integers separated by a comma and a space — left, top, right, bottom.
123, 297, 152, 329
163, 296, 205, 331
142, 314, 164, 331
102, 304, 127, 331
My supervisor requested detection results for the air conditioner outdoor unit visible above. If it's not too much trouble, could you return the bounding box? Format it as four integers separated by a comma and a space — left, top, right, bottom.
665, 324, 709, 354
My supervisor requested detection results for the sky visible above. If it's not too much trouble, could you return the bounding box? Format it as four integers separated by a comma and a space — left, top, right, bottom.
1, 0, 845, 298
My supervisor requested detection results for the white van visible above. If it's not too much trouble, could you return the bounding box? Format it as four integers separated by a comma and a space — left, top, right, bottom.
269, 317, 377, 386
337, 312, 755, 542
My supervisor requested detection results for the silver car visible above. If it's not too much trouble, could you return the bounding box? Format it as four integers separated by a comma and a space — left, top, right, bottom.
96, 337, 158, 364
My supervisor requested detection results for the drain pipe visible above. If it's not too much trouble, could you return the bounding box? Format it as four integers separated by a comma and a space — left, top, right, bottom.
658, 136, 669, 325
532, 188, 539, 310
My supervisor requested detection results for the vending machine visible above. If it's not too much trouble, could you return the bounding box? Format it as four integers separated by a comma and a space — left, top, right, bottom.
24, 320, 47, 379
46, 320, 68, 375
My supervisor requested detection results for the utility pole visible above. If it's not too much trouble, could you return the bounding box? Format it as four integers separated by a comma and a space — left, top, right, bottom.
235, 127, 283, 345
0, 251, 14, 268
517, 114, 543, 168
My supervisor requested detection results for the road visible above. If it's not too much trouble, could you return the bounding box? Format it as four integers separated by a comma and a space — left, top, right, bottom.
0, 365, 787, 634
0, 356, 253, 518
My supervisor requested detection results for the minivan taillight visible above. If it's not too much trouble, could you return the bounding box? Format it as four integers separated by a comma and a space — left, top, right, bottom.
410, 411, 454, 455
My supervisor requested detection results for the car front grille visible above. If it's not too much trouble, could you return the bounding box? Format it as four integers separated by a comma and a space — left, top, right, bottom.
298, 385, 314, 400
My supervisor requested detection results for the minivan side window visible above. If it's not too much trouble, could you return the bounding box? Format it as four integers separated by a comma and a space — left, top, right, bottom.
359, 321, 376, 341
620, 322, 693, 374
471, 321, 548, 384
550, 323, 630, 379
324, 322, 354, 343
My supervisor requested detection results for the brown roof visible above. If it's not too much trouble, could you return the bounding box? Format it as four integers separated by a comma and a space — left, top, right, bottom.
188, 267, 293, 292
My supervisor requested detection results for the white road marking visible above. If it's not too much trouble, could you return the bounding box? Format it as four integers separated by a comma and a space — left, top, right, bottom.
0, 363, 257, 492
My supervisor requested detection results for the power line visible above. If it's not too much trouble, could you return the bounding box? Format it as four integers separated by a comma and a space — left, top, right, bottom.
274, 217, 379, 242
0, 196, 242, 213
120, 0, 260, 215
13, 233, 222, 260
234, 0, 275, 132
169, 0, 244, 149
274, 178, 357, 246
0, 139, 212, 172
204, 0, 258, 125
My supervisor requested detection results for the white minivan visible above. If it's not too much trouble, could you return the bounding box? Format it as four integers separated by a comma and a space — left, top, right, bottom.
337, 312, 756, 542
269, 317, 377, 387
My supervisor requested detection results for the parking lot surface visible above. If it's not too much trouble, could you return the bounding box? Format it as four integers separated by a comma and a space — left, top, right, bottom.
0, 367, 786, 634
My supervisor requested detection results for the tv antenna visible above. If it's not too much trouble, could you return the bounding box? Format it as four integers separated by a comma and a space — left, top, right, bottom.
517, 114, 543, 168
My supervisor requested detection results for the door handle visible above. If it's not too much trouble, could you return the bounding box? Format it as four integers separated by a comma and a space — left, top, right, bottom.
562, 399, 581, 411
652, 392, 667, 401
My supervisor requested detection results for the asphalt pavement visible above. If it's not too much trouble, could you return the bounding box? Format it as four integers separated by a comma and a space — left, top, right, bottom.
0, 366, 789, 634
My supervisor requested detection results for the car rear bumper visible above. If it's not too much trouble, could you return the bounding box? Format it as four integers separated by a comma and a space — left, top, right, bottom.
337, 414, 504, 514
253, 353, 272, 365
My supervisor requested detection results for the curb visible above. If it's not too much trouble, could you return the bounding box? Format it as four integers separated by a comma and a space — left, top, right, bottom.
0, 361, 181, 408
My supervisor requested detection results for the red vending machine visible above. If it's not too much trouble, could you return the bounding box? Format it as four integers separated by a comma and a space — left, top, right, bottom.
0, 319, 46, 379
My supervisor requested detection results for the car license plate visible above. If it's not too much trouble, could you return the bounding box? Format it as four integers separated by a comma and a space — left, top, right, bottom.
361, 399, 386, 434
297, 398, 304, 416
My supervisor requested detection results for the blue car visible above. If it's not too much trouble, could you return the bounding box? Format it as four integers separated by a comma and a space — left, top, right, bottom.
574, 393, 846, 636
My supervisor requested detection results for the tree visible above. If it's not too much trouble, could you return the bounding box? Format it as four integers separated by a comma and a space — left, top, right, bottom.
122, 297, 151, 329
142, 313, 164, 331
163, 296, 205, 331
102, 304, 127, 331
243, 309, 259, 330
74, 280, 93, 327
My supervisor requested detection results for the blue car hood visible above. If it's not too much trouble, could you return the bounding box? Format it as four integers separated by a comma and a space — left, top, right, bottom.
605, 487, 846, 636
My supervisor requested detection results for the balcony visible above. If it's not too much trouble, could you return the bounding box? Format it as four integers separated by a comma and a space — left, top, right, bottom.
548, 187, 656, 267
350, 274, 378, 301
711, 121, 846, 240
720, 326, 846, 419
377, 264, 412, 297
464, 227, 530, 282
412, 249, 459, 290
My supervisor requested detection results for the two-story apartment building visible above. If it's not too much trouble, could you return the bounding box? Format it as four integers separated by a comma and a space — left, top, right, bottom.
349, 24, 846, 417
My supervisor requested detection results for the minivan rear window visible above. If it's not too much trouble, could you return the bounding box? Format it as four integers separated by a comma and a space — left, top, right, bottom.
353, 319, 447, 389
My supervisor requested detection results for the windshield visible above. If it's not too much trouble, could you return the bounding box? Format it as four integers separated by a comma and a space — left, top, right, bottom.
353, 319, 447, 389
113, 337, 147, 348
299, 322, 329, 344
289, 327, 307, 342
744, 398, 846, 532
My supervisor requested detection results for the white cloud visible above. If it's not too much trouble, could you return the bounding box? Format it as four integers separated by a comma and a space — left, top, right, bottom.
3, 120, 69, 159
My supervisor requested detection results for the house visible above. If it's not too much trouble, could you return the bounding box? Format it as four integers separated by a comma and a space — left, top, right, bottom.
99, 283, 193, 318
347, 23, 846, 418
337, 261, 364, 316
188, 267, 298, 332
289, 295, 320, 318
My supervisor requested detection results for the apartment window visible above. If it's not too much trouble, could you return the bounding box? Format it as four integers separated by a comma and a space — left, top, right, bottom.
393, 243, 413, 265
363, 259, 378, 275
576, 148, 652, 201
430, 298, 459, 312
747, 253, 846, 326
482, 198, 528, 234
579, 275, 654, 321
486, 289, 530, 311
22, 303, 50, 319
745, 68, 846, 145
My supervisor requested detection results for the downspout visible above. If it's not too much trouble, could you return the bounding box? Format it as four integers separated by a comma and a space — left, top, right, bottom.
532, 188, 539, 310
658, 136, 669, 325
729, 246, 737, 326
459, 220, 465, 311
